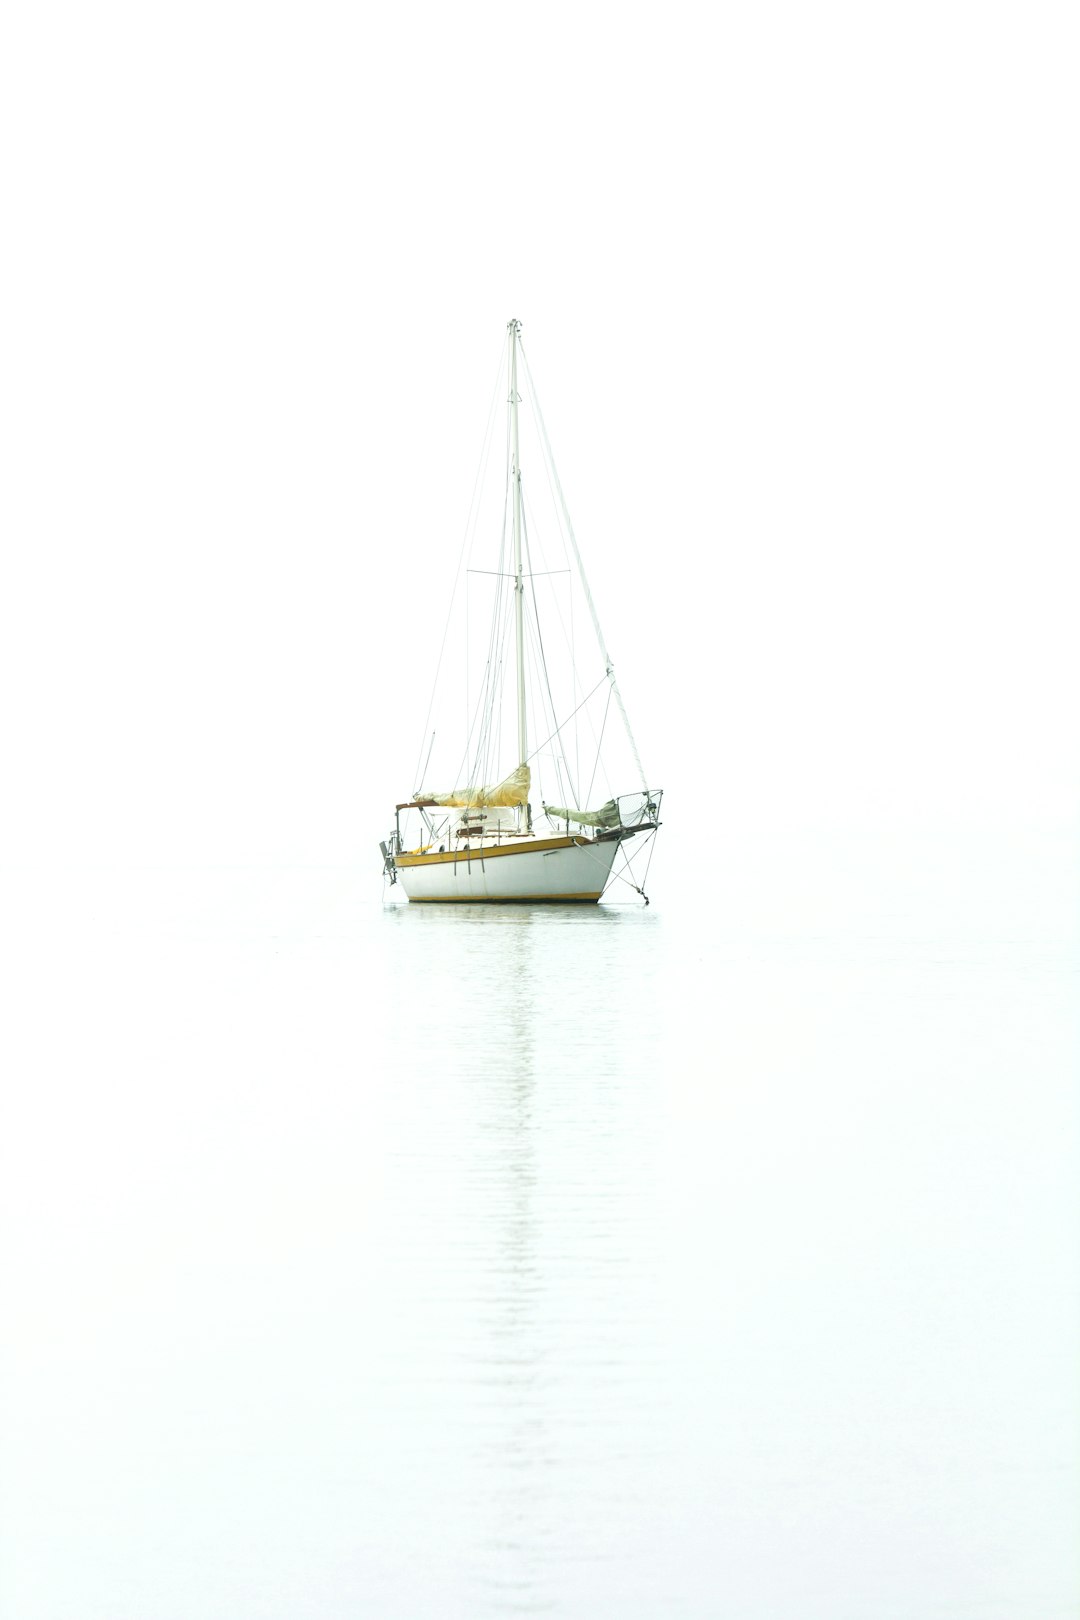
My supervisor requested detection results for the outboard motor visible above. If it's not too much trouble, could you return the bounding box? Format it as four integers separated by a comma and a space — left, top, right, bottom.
380, 836, 398, 885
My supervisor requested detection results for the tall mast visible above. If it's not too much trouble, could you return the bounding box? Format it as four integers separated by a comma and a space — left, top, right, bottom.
509, 318, 527, 770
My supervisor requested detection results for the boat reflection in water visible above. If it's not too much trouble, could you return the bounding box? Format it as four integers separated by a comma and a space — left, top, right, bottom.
376, 901, 666, 1613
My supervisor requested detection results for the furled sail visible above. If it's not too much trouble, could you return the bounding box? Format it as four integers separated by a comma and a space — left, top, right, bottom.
428, 764, 530, 809
543, 799, 621, 829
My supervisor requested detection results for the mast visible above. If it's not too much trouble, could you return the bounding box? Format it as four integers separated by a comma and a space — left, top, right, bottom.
509, 318, 527, 771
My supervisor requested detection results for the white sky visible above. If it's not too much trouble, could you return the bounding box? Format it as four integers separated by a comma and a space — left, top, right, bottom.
2, 2, 1077, 870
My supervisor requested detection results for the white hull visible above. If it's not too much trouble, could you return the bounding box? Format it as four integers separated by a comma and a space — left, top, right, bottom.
396, 835, 619, 903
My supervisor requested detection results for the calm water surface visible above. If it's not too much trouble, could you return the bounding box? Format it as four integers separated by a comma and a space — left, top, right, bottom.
2, 836, 1077, 1617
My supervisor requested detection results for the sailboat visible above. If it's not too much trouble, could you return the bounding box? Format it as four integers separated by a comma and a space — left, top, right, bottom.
380, 319, 661, 904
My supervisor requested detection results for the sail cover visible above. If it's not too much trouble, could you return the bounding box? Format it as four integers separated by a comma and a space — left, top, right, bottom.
543, 799, 621, 829
428, 764, 530, 809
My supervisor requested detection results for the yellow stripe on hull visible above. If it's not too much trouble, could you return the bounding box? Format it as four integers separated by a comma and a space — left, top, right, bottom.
395, 834, 587, 868
407, 892, 603, 904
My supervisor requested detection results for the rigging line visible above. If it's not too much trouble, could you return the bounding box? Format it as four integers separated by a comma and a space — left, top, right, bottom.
463, 575, 508, 780
467, 568, 570, 578
638, 824, 659, 897
474, 406, 511, 765
482, 422, 513, 767
443, 570, 514, 790
572, 835, 641, 898
624, 829, 658, 899
516, 442, 562, 803
521, 532, 558, 753
525, 675, 607, 766
571, 568, 578, 802
521, 502, 579, 809
471, 590, 514, 792
462, 346, 509, 784
522, 612, 551, 803
517, 465, 581, 783
448, 663, 498, 797
579, 805, 662, 892
461, 370, 514, 791
518, 447, 595, 741
513, 492, 606, 792
453, 567, 511, 793
413, 332, 508, 790
591, 830, 655, 900
521, 583, 569, 810
585, 684, 612, 809
489, 598, 515, 788
466, 385, 497, 749
469, 618, 499, 789
519, 338, 649, 793
420, 731, 436, 794
465, 470, 513, 791
524, 354, 574, 580
517, 466, 605, 764
520, 594, 547, 768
